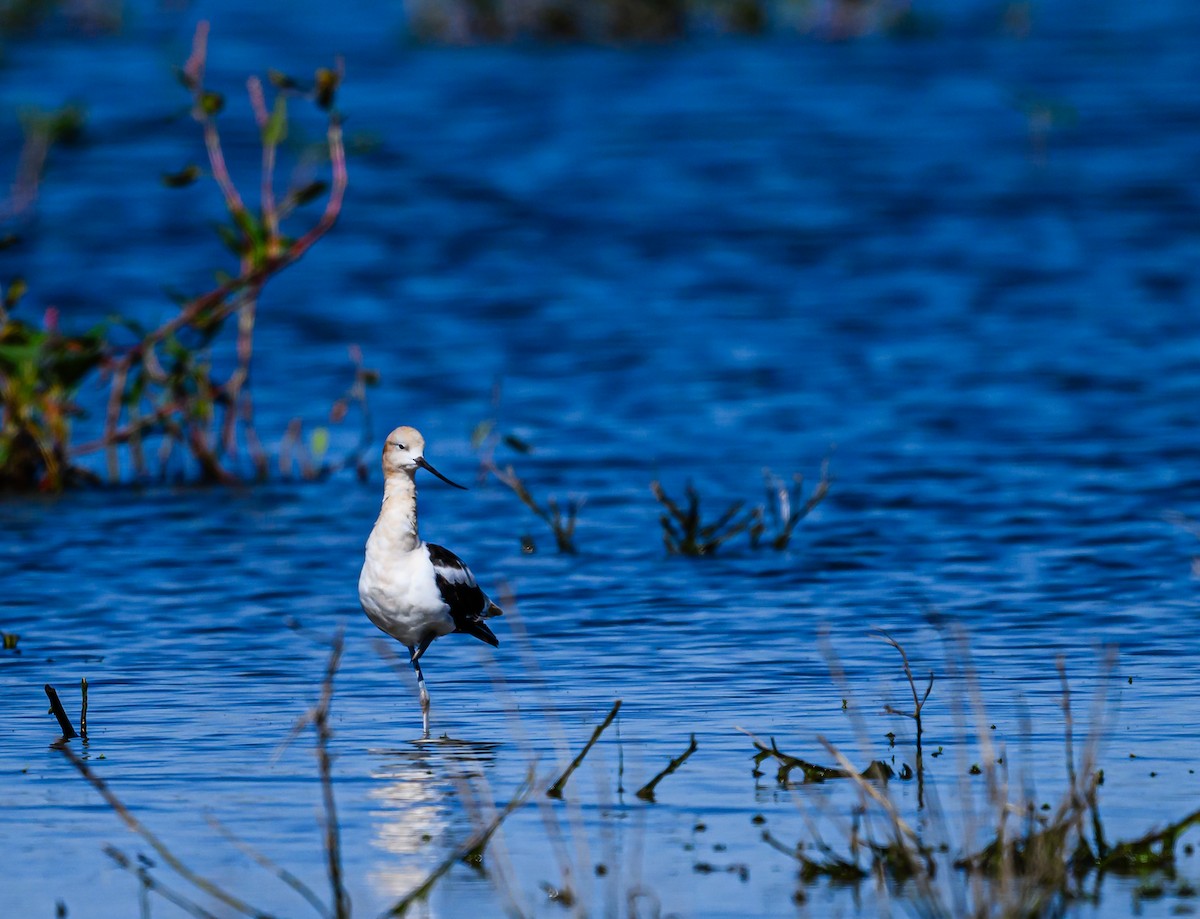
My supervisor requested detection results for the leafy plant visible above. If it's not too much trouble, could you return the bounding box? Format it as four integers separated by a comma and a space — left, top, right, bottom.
0, 286, 105, 490
0, 22, 352, 490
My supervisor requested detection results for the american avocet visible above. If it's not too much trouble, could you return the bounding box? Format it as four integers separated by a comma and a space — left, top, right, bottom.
359, 426, 503, 737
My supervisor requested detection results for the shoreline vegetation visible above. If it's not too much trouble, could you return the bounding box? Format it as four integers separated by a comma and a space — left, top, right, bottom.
40, 630, 1200, 917
402, 0, 933, 44
0, 0, 995, 45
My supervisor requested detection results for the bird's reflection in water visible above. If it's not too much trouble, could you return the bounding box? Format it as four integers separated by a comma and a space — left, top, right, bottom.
367, 737, 501, 909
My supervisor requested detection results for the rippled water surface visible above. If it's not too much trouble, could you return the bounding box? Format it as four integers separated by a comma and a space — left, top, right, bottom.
4, 2, 1200, 916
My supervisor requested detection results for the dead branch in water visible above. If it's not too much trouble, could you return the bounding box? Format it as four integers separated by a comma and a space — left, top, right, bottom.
79, 677, 89, 740
635, 734, 698, 802
44, 684, 78, 740
547, 700, 622, 799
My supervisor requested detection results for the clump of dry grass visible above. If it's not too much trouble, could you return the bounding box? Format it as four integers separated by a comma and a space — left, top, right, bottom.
742, 632, 1200, 917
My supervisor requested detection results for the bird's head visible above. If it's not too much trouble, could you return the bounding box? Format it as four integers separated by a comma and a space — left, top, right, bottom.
382, 425, 467, 489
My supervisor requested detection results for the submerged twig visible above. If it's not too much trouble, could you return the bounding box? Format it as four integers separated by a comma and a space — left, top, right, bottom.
547, 700, 622, 799
634, 734, 698, 802
739, 728, 893, 785
817, 736, 921, 846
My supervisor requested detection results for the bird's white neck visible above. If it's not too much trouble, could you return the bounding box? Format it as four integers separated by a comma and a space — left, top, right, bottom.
372, 472, 421, 553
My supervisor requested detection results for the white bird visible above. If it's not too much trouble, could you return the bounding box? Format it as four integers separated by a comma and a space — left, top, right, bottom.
359, 425, 503, 737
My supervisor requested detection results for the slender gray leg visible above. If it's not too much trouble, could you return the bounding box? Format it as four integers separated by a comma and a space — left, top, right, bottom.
410, 640, 433, 738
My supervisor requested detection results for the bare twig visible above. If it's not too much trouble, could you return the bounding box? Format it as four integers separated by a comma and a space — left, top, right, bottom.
634, 734, 697, 802
547, 700, 621, 799
876, 629, 933, 807
754, 456, 833, 549
44, 684, 78, 739
490, 462, 580, 553
312, 632, 349, 919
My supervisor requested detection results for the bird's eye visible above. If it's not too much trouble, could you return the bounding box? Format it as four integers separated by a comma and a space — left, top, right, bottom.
394, 443, 407, 451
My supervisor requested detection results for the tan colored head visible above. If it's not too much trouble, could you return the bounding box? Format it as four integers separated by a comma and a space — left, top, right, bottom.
381, 425, 466, 489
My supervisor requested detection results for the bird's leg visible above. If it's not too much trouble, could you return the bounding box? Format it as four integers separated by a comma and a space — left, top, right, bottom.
410, 640, 433, 738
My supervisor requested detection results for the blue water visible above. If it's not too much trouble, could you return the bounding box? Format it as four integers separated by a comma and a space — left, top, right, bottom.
4, 2, 1200, 916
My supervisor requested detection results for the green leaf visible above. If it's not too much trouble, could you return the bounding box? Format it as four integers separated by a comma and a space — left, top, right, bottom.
0, 342, 41, 367
263, 96, 287, 147
199, 91, 225, 117
161, 164, 202, 188
5, 277, 27, 309
310, 426, 330, 460
232, 208, 263, 247
470, 420, 495, 449
215, 223, 246, 256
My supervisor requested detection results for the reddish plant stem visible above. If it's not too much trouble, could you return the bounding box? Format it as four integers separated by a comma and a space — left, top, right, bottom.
85, 21, 347, 482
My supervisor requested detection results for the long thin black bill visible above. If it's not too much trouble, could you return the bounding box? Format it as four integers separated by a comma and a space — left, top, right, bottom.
416, 457, 468, 490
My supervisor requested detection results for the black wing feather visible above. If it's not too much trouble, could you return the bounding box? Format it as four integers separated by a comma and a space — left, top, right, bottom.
427, 543, 500, 647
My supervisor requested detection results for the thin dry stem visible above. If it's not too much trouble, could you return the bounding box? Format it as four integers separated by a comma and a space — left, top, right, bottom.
104, 846, 221, 919
58, 745, 273, 918
313, 632, 349, 919
205, 812, 329, 918
377, 769, 534, 919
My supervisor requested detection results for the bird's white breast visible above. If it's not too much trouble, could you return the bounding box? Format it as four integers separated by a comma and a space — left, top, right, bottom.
359, 538, 455, 648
